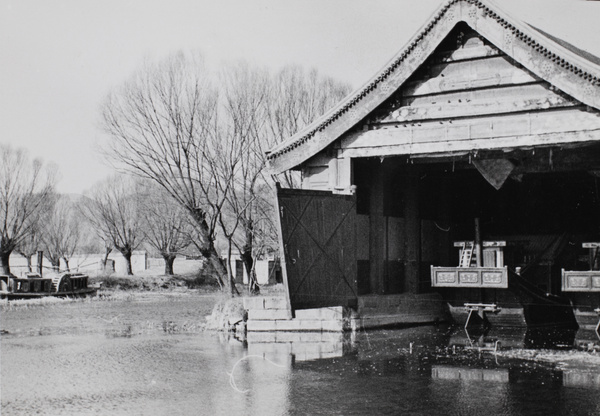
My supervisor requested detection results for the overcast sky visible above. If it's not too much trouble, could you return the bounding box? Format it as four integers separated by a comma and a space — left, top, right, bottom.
1, 0, 598, 194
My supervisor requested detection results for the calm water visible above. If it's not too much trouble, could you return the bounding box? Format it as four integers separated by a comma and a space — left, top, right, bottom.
2, 295, 600, 415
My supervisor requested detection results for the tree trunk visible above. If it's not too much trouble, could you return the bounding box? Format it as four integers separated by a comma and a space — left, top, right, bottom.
26, 255, 33, 273
101, 246, 112, 271
226, 243, 234, 297
63, 257, 70, 272
191, 208, 227, 288
163, 254, 176, 275
241, 246, 259, 295
49, 259, 60, 272
224, 241, 240, 297
0, 249, 12, 275
200, 247, 226, 288
118, 249, 133, 275
241, 219, 259, 294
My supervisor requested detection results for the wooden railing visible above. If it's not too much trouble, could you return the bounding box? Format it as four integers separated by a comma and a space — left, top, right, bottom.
431, 266, 508, 289
561, 270, 600, 292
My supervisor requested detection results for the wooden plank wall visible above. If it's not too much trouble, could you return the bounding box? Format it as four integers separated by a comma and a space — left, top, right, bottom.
340, 30, 600, 159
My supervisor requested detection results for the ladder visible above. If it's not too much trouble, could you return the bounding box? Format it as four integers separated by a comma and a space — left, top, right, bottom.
459, 242, 475, 268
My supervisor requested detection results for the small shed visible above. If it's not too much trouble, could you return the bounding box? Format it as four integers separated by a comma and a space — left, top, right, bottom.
220, 250, 282, 285
268, 0, 600, 325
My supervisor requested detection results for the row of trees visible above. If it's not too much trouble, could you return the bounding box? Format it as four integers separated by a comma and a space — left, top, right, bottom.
0, 145, 56, 275
0, 55, 350, 293
102, 52, 351, 294
0, 148, 196, 277
80, 176, 197, 276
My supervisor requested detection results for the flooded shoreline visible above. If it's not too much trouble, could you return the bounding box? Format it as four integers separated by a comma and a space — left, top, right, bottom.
2, 292, 600, 415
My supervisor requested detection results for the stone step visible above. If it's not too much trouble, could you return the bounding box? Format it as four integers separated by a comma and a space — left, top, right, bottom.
243, 296, 289, 311
295, 306, 351, 321
248, 309, 292, 321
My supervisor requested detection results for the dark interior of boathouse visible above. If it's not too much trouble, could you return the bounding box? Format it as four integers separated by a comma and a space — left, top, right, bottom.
353, 143, 600, 299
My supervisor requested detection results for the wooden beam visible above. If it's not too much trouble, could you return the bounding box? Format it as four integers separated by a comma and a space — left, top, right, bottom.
369, 163, 386, 295
403, 55, 539, 97
342, 130, 600, 161
380, 83, 574, 123
342, 108, 600, 158
433, 35, 501, 64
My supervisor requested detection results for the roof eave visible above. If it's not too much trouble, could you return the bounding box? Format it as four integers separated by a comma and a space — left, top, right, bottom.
268, 0, 600, 174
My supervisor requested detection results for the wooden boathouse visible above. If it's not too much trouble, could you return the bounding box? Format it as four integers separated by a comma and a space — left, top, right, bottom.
263, 0, 600, 330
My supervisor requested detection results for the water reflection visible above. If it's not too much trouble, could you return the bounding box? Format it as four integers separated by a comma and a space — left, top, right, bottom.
575, 328, 600, 351
563, 370, 600, 389
247, 331, 354, 363
447, 326, 578, 352
432, 365, 509, 382
245, 326, 600, 415
3, 297, 600, 415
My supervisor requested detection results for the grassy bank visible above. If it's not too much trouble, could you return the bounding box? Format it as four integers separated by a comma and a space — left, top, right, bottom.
90, 272, 221, 291
1, 267, 285, 334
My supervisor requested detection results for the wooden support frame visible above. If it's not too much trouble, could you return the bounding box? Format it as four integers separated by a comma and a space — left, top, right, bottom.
464, 303, 500, 330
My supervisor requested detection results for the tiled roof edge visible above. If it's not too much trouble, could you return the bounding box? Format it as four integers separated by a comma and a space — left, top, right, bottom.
267, 0, 600, 162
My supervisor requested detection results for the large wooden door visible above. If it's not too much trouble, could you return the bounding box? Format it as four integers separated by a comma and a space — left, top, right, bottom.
277, 187, 358, 311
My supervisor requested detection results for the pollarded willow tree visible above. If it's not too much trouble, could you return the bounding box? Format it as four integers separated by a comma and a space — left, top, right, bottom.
102, 52, 228, 287
0, 145, 56, 275
80, 175, 143, 275
138, 181, 193, 275
101, 52, 352, 292
16, 227, 41, 273
40, 195, 81, 272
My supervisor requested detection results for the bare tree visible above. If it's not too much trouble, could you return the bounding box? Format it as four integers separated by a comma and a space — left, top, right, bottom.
214, 62, 272, 293
0, 145, 56, 275
139, 182, 193, 275
101, 52, 227, 287
40, 195, 81, 272
16, 228, 41, 273
81, 175, 143, 275
101, 54, 352, 291
266, 65, 352, 188
216, 63, 352, 291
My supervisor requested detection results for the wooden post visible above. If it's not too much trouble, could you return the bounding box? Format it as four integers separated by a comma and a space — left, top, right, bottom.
439, 175, 452, 266
273, 183, 294, 319
404, 167, 421, 294
37, 250, 43, 276
369, 162, 386, 294
474, 218, 482, 268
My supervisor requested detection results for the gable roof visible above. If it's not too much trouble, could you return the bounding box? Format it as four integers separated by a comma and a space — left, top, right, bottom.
267, 0, 600, 174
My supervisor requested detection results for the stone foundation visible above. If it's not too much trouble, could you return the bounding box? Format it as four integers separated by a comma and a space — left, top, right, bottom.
244, 293, 448, 332
247, 331, 353, 362
244, 297, 355, 332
